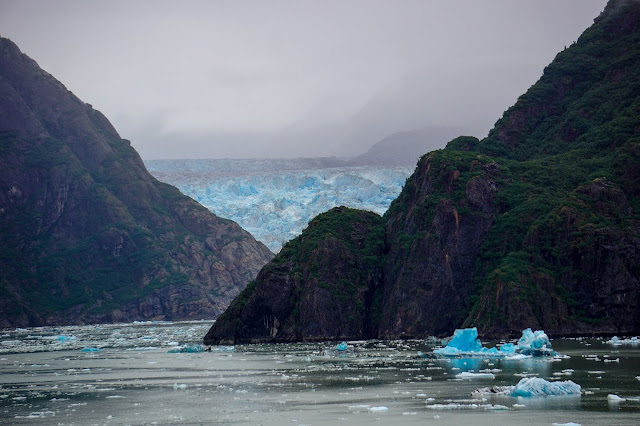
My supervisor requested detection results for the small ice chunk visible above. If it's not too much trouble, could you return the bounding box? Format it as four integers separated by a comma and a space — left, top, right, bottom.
552, 423, 581, 426
211, 345, 235, 352
511, 377, 581, 397
486, 404, 509, 410
369, 406, 388, 412
80, 347, 101, 352
173, 383, 187, 390
456, 372, 495, 379
168, 344, 204, 353
607, 394, 626, 403
336, 341, 348, 351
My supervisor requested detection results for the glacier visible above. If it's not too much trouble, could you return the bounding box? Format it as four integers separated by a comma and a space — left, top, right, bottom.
145, 159, 413, 252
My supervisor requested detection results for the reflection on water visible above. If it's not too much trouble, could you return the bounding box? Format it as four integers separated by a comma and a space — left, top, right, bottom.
1, 321, 639, 425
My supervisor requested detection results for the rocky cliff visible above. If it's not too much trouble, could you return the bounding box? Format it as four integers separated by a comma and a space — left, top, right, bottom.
205, 0, 640, 343
204, 207, 384, 344
0, 37, 273, 328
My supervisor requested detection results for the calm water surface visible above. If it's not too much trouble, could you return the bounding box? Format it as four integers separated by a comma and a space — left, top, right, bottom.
1, 321, 639, 425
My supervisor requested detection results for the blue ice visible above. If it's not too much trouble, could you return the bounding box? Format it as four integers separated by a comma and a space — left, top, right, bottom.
433, 327, 554, 358
511, 377, 581, 397
433, 327, 517, 357
517, 328, 554, 356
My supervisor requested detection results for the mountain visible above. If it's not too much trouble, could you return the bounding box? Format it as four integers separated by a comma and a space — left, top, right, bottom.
0, 37, 273, 328
146, 159, 412, 252
349, 126, 467, 166
205, 0, 640, 344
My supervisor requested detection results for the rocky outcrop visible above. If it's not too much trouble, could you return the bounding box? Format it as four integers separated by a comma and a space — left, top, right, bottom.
205, 0, 640, 342
204, 207, 384, 344
0, 37, 273, 328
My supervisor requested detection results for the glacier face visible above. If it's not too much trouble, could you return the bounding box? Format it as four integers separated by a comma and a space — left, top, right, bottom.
145, 159, 413, 252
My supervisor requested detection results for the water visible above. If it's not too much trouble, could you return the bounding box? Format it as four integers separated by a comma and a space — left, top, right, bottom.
1, 322, 640, 425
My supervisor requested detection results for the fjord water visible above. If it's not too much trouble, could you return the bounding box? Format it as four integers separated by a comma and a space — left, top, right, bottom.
1, 322, 639, 425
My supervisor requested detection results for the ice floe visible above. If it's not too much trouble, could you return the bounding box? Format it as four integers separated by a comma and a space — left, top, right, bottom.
512, 377, 581, 397
456, 371, 496, 379
473, 377, 581, 398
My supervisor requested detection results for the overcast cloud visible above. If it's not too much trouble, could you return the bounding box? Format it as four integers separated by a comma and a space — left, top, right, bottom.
0, 0, 608, 159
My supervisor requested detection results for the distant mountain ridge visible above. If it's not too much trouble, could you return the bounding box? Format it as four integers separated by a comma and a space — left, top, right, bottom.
0, 37, 273, 327
205, 0, 640, 344
349, 126, 467, 166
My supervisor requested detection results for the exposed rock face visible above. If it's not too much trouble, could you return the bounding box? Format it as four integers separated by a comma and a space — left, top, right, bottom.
380, 155, 498, 337
0, 38, 273, 328
205, 0, 640, 342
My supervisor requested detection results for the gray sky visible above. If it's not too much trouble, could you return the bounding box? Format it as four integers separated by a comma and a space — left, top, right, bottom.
1, 0, 608, 159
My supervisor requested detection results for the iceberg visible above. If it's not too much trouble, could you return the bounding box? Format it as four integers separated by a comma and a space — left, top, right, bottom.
474, 378, 581, 398
432, 327, 555, 358
607, 394, 626, 403
606, 336, 639, 345
517, 328, 554, 356
336, 341, 348, 351
168, 344, 205, 353
511, 377, 581, 397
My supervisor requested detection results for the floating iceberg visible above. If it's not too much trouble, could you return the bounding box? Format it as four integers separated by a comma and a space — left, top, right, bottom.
336, 341, 348, 351
606, 336, 639, 345
456, 371, 495, 379
517, 328, 554, 356
512, 377, 581, 397
210, 345, 235, 352
473, 377, 581, 398
168, 344, 205, 353
80, 347, 101, 352
432, 327, 554, 358
607, 394, 626, 403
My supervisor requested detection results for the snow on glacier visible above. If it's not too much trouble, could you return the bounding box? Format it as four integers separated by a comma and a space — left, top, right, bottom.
145, 159, 413, 252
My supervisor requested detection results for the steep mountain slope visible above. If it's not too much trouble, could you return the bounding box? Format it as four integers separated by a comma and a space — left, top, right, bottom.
0, 38, 273, 328
205, 0, 640, 343
205, 207, 384, 343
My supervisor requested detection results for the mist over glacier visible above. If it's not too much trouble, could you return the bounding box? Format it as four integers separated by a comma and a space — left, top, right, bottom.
146, 159, 412, 252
